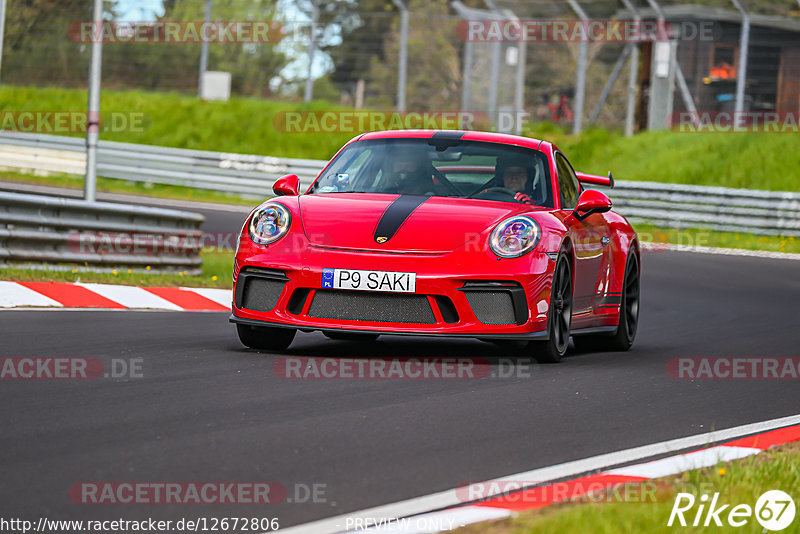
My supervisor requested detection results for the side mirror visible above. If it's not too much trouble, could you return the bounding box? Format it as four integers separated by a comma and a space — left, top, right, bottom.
572, 189, 612, 221
273, 174, 300, 196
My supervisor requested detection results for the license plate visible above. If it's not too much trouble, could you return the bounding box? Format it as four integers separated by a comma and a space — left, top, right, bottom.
321, 268, 416, 293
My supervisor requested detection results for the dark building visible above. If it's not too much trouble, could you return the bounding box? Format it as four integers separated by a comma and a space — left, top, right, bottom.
619, 5, 800, 129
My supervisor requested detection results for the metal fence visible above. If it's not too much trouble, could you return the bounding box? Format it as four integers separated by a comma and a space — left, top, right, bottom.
1, 132, 798, 237
0, 190, 205, 272
3, 1, 800, 135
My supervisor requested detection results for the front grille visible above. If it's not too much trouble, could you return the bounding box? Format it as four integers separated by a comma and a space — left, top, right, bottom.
309, 290, 436, 324
241, 278, 285, 311
464, 291, 516, 325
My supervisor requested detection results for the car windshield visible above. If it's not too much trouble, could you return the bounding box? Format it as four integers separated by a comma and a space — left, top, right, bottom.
309, 138, 554, 208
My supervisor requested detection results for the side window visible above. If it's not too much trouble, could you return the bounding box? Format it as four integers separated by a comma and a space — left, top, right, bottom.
555, 152, 580, 210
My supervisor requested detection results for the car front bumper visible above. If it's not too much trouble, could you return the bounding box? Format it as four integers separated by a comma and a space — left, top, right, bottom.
230, 240, 556, 340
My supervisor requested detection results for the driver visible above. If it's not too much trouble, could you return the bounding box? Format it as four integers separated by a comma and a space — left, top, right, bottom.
492, 157, 539, 204
501, 165, 534, 204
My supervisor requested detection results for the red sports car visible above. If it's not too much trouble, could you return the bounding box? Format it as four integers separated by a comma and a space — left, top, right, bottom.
230, 130, 640, 362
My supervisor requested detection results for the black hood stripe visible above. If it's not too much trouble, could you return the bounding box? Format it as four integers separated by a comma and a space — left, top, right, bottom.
373, 195, 429, 243
430, 131, 465, 139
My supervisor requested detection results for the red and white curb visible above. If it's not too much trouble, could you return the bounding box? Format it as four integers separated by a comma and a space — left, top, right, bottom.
279, 414, 800, 534
0, 281, 230, 312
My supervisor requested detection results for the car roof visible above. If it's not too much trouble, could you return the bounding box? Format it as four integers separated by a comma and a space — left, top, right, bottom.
356, 130, 551, 152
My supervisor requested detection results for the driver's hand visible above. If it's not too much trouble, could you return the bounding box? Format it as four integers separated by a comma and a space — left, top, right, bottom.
514, 192, 533, 204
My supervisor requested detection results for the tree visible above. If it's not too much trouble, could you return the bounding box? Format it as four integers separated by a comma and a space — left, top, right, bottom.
365, 0, 461, 111
2, 0, 108, 86
322, 0, 397, 94
104, 0, 288, 96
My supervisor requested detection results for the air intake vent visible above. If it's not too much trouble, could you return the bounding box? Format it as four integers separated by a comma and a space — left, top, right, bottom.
240, 278, 285, 311
459, 281, 528, 325
464, 291, 516, 325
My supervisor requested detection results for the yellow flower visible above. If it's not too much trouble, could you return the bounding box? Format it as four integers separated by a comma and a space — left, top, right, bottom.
146, 266, 151, 270
72, 269, 78, 274
112, 270, 118, 276
212, 275, 218, 281
718, 467, 726, 476
128, 269, 132, 274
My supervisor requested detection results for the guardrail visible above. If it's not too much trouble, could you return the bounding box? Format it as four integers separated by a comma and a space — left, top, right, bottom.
0, 191, 205, 273
1, 132, 798, 236
0, 132, 324, 198
596, 181, 800, 237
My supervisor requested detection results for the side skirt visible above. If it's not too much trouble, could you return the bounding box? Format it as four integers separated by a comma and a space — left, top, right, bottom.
570, 325, 618, 337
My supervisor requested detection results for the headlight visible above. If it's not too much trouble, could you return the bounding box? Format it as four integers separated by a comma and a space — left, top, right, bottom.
248, 203, 291, 245
489, 216, 541, 258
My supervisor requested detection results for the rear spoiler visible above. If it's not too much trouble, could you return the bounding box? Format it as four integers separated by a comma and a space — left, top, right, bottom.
576, 171, 614, 188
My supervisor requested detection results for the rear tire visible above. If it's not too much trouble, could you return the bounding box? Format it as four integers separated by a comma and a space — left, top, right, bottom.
236, 324, 296, 350
531, 252, 573, 363
323, 331, 380, 341
573, 252, 640, 353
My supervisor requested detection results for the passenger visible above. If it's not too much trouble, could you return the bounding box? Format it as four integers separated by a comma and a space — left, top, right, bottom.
384, 152, 436, 195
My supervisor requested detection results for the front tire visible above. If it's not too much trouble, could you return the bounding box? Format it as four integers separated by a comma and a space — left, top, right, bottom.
573, 251, 640, 352
236, 324, 296, 350
531, 252, 573, 363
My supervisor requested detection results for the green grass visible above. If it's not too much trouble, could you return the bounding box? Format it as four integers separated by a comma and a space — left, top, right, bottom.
457, 442, 800, 534
0, 249, 234, 289
633, 224, 800, 254
0, 85, 354, 159
523, 123, 800, 192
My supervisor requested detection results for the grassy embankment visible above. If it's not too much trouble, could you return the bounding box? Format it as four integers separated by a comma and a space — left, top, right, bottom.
457, 442, 800, 534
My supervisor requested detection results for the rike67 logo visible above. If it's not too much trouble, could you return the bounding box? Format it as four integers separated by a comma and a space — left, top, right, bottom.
668, 490, 796, 531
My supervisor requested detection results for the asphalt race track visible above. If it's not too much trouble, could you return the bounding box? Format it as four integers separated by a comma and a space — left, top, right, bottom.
1, 249, 799, 529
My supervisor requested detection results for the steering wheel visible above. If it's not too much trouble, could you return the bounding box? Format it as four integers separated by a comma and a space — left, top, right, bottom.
469, 186, 518, 199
